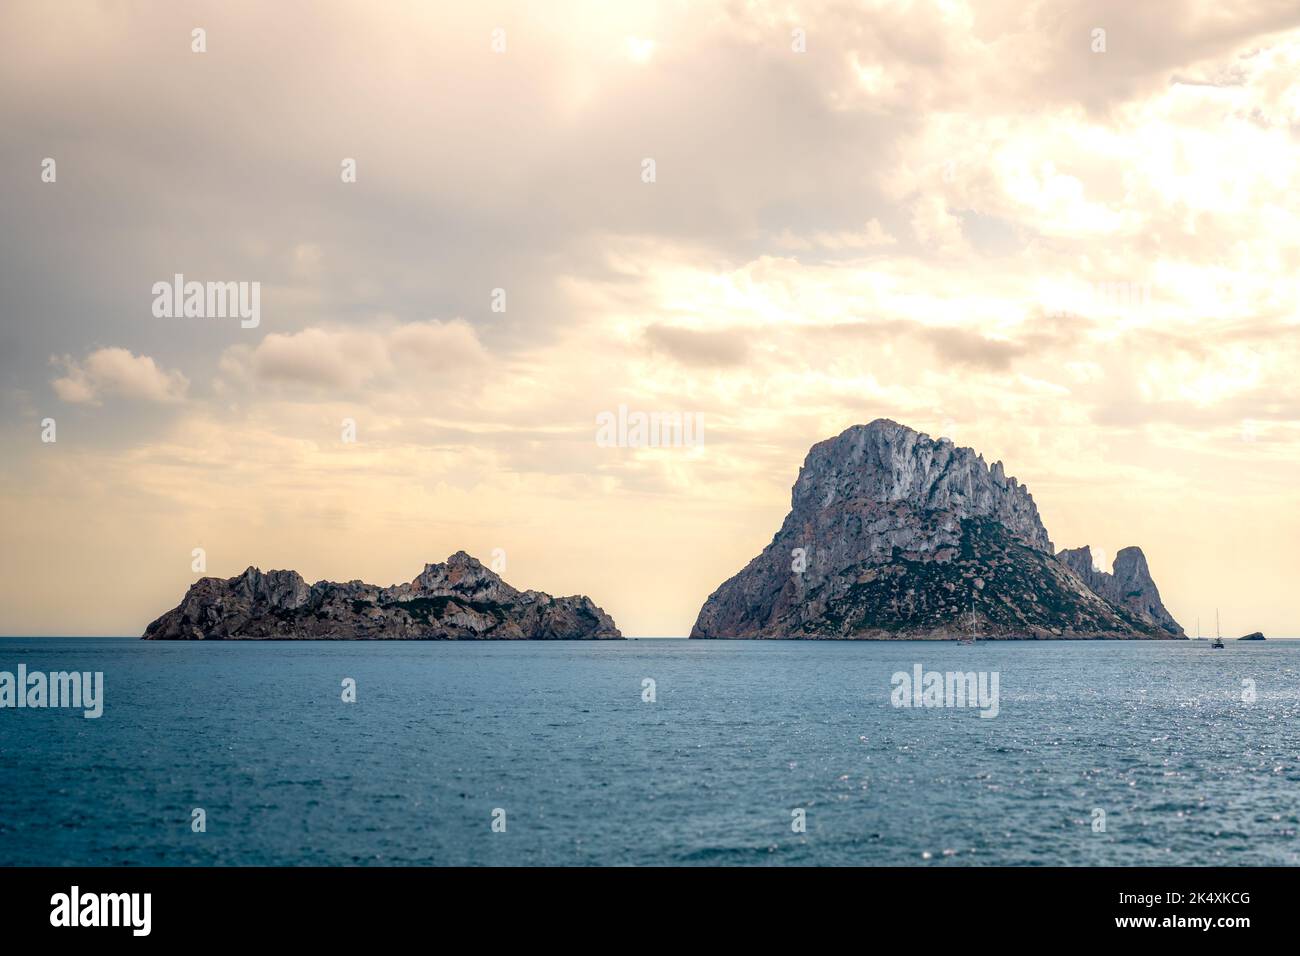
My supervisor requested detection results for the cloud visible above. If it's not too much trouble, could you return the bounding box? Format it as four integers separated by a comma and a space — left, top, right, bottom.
644, 324, 750, 367
917, 326, 1025, 371
388, 320, 490, 368
770, 219, 898, 253
51, 348, 188, 405
248, 328, 389, 389
233, 320, 489, 391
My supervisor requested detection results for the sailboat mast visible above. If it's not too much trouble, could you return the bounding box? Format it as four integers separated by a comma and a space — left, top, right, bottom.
966, 462, 978, 641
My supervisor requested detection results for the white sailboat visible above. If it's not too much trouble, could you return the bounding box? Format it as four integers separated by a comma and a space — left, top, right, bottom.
1211, 610, 1224, 649
958, 592, 978, 645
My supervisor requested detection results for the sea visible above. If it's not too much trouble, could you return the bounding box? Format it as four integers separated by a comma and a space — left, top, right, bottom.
1, 637, 1297, 866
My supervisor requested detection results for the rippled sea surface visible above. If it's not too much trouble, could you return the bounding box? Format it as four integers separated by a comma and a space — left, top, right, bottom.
2, 637, 1298, 866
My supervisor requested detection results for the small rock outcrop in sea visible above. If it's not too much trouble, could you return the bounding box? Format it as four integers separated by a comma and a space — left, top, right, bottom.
1237, 631, 1266, 641
690, 419, 1184, 640
142, 551, 622, 640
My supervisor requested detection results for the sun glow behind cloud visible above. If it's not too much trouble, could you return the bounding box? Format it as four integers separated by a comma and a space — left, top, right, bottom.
624, 36, 655, 63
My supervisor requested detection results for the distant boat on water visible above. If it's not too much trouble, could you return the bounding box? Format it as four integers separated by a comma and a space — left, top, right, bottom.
958, 598, 977, 645
1211, 610, 1225, 649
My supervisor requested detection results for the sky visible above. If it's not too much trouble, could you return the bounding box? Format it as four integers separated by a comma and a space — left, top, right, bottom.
2, 0, 1299, 638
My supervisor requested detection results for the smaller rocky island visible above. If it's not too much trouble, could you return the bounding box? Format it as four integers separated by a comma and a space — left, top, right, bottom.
142, 551, 622, 640
1237, 631, 1266, 641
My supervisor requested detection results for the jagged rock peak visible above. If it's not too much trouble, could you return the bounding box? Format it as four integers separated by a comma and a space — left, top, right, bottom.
792, 419, 1053, 553
231, 566, 311, 609
1055, 545, 1183, 636
412, 550, 520, 601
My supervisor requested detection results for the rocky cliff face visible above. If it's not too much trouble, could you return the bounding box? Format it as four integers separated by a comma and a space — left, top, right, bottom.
691, 419, 1184, 640
789, 420, 1054, 553
1056, 546, 1183, 637
143, 552, 622, 640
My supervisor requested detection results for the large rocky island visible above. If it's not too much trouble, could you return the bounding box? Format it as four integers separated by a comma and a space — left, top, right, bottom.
143, 551, 622, 640
691, 419, 1184, 640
